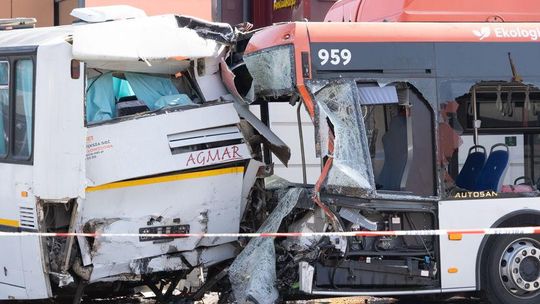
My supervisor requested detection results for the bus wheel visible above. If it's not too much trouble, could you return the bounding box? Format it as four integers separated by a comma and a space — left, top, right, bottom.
484, 235, 540, 304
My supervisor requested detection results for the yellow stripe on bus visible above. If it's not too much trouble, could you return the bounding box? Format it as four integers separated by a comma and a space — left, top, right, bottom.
86, 166, 245, 193
0, 218, 19, 228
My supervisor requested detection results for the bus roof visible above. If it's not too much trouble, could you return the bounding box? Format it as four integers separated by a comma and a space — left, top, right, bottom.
307, 22, 540, 43
246, 21, 540, 55
0, 26, 72, 48
0, 13, 234, 74
326, 0, 540, 22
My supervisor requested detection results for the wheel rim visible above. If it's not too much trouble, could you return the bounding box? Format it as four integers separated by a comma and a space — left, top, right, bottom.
499, 238, 540, 298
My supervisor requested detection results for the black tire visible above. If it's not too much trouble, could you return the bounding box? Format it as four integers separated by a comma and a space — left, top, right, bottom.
483, 234, 540, 304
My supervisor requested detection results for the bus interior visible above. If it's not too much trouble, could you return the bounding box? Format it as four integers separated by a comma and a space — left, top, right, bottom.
362, 79, 540, 198
85, 69, 200, 124
452, 81, 540, 196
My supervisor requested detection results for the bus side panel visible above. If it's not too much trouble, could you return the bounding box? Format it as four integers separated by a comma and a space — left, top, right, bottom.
438, 197, 540, 291
85, 103, 243, 187
34, 43, 86, 200
0, 235, 25, 293
20, 189, 50, 299
20, 235, 50, 299
0, 166, 24, 291
0, 165, 48, 299
79, 167, 245, 281
0, 283, 26, 300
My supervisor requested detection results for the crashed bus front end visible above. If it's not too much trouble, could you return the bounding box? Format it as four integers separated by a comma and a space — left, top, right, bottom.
73, 15, 540, 304
237, 22, 441, 302
58, 14, 293, 296
238, 20, 540, 304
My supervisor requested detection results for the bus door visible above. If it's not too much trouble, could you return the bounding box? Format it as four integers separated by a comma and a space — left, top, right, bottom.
0, 54, 36, 295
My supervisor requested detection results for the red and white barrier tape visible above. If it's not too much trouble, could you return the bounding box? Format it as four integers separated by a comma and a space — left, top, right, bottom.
3, 226, 540, 238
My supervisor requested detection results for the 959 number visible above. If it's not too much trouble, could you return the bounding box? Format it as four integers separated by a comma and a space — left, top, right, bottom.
317, 48, 352, 66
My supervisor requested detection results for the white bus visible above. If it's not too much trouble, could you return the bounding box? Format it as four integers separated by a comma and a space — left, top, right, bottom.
0, 6, 292, 303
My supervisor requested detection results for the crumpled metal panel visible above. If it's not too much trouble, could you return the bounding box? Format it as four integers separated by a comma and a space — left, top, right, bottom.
376, 78, 437, 109
243, 45, 295, 98
282, 207, 327, 252
234, 102, 291, 166
72, 15, 222, 65
229, 188, 304, 304
176, 15, 236, 45
308, 80, 376, 194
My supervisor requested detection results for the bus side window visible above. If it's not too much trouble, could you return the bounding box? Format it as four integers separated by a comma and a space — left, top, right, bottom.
0, 61, 9, 157
364, 85, 436, 197
13, 59, 33, 159
85, 71, 196, 125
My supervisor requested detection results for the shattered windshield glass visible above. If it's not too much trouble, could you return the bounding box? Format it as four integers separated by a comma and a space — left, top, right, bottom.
307, 80, 376, 196
307, 77, 439, 199
229, 188, 304, 303
243, 45, 295, 97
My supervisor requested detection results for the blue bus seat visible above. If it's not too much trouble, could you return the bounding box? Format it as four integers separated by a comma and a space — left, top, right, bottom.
474, 143, 510, 192
455, 145, 486, 191
376, 115, 408, 191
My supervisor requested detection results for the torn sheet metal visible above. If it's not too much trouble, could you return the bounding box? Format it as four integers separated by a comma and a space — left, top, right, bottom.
308, 80, 376, 195
282, 207, 327, 252
375, 78, 437, 109
241, 160, 265, 217
229, 188, 303, 304
243, 45, 295, 98
182, 243, 238, 268
234, 101, 291, 166
264, 175, 294, 190
80, 166, 245, 281
129, 255, 185, 275
220, 57, 246, 102
72, 15, 223, 66
339, 207, 378, 231
193, 53, 229, 101
220, 57, 255, 103
176, 15, 235, 45
50, 272, 75, 288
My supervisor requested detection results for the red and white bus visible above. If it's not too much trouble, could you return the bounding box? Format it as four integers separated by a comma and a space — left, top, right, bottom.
241, 20, 540, 304
325, 0, 540, 23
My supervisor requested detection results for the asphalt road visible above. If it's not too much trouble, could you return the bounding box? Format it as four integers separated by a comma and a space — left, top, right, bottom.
74, 295, 488, 304
4, 294, 489, 304
288, 296, 488, 304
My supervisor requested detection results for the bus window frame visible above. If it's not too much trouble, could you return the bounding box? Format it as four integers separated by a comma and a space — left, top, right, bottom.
83, 67, 203, 128
307, 78, 440, 199
0, 59, 9, 159
0, 46, 37, 165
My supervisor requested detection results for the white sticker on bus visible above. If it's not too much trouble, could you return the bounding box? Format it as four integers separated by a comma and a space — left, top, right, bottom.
473, 26, 540, 41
